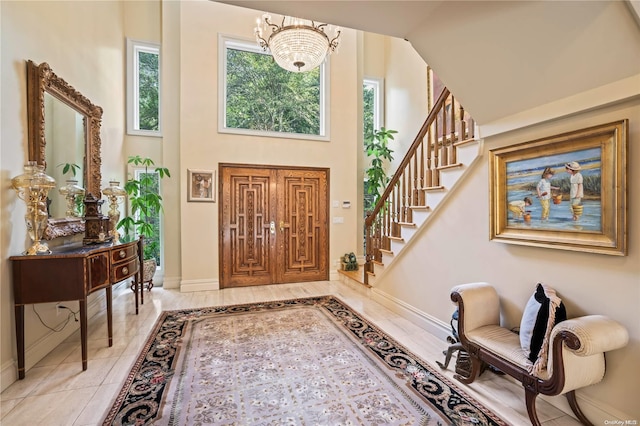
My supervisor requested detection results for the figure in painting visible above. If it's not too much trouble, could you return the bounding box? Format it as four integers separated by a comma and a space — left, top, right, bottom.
195, 174, 212, 199
508, 197, 532, 220
536, 167, 560, 221
565, 161, 583, 221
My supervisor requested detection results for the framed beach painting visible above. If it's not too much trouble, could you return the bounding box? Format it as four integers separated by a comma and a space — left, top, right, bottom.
489, 120, 628, 256
187, 169, 216, 202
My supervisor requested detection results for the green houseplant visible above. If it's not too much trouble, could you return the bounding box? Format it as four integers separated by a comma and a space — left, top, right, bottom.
117, 155, 171, 285
364, 127, 396, 211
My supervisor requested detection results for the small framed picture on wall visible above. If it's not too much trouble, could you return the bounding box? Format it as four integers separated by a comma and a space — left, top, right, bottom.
187, 169, 216, 202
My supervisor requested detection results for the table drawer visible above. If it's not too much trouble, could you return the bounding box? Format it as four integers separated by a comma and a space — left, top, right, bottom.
111, 244, 137, 264
111, 258, 139, 282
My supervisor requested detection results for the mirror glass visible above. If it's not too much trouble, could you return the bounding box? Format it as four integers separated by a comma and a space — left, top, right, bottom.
44, 92, 86, 218
26, 60, 103, 239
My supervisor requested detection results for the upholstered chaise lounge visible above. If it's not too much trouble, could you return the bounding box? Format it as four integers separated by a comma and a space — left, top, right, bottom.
450, 282, 629, 426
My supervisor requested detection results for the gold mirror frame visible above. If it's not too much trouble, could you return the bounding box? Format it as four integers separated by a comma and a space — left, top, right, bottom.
26, 60, 103, 239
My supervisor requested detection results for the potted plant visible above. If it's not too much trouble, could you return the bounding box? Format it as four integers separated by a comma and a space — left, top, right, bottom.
364, 127, 396, 211
117, 155, 170, 288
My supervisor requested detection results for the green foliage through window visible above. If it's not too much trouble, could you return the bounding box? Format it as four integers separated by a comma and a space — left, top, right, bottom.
138, 51, 159, 131
363, 84, 375, 140
127, 39, 161, 136
224, 45, 322, 136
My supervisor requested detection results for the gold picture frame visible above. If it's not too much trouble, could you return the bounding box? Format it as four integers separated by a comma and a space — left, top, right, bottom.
187, 169, 216, 202
489, 120, 628, 256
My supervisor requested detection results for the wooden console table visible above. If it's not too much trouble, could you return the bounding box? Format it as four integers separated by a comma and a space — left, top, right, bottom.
10, 238, 142, 379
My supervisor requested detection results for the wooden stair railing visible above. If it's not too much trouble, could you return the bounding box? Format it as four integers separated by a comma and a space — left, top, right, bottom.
364, 88, 475, 284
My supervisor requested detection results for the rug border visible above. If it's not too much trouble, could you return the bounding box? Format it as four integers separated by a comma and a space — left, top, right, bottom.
102, 295, 507, 426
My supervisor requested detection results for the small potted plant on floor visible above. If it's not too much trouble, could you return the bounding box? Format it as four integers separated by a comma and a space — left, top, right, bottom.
117, 155, 171, 288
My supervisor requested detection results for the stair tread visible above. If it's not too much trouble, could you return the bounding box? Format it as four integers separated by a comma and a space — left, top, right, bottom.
409, 205, 431, 210
454, 137, 478, 146
379, 248, 393, 255
372, 260, 384, 265
388, 236, 404, 242
437, 162, 463, 170
397, 222, 416, 227
423, 185, 445, 192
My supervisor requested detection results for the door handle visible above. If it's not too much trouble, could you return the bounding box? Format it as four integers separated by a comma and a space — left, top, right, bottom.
270, 221, 276, 235
280, 221, 285, 233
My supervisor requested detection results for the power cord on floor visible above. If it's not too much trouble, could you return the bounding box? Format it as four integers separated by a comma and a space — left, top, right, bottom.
31, 304, 79, 333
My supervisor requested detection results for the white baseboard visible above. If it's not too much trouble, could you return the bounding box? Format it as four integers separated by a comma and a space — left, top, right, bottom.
369, 288, 451, 341
162, 275, 181, 289
0, 289, 111, 393
180, 278, 219, 292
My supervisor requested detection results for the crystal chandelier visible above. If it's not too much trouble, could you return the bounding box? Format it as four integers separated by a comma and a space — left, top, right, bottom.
255, 14, 341, 73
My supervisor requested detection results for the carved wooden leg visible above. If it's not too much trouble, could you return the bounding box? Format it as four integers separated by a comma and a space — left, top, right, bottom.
436, 342, 463, 369
454, 354, 481, 384
525, 388, 542, 426
566, 391, 594, 426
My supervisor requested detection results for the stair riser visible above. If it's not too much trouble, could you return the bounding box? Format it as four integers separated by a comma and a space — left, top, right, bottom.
456, 142, 480, 165
401, 225, 419, 241
390, 239, 405, 254
440, 168, 464, 188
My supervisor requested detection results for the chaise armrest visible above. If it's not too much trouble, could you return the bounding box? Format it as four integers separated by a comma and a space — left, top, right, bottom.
451, 282, 500, 333
551, 314, 629, 356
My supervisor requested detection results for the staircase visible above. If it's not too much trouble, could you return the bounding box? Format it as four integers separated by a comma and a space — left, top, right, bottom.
364, 88, 481, 286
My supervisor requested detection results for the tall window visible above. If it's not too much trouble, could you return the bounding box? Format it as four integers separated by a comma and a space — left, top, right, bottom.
127, 39, 161, 136
133, 168, 163, 268
219, 36, 330, 141
363, 77, 384, 212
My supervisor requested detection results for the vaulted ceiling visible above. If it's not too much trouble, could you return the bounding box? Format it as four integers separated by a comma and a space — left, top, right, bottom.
217, 1, 640, 125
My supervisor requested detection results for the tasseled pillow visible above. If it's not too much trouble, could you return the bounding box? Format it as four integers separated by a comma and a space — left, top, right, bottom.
519, 282, 567, 375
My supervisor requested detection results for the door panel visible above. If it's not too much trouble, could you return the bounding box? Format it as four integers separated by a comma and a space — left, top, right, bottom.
277, 169, 328, 283
220, 165, 328, 288
221, 167, 277, 287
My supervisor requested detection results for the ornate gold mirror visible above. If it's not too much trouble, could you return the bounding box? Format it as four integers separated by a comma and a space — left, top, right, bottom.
26, 60, 103, 239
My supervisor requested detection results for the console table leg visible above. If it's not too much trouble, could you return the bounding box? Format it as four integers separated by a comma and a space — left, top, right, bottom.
79, 299, 88, 371
15, 304, 25, 379
106, 286, 113, 347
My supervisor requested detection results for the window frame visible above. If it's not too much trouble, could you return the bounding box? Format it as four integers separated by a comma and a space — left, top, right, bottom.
363, 76, 384, 133
218, 34, 331, 142
126, 38, 162, 137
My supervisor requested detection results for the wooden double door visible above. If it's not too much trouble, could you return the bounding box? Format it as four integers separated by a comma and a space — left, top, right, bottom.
219, 164, 329, 288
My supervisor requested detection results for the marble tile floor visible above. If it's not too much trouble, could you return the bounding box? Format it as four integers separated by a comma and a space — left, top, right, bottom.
0, 280, 581, 426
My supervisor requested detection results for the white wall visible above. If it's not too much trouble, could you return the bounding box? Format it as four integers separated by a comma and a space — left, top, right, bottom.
384, 36, 428, 173
175, 1, 360, 290
1, 0, 126, 388
373, 99, 640, 421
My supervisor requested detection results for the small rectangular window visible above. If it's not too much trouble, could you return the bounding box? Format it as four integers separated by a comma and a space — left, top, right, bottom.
219, 35, 330, 141
127, 39, 161, 136
363, 77, 384, 136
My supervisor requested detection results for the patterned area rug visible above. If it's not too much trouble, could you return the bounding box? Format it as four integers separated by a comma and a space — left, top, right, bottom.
103, 296, 506, 425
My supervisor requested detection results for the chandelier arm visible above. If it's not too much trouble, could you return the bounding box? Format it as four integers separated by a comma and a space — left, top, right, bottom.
329, 30, 341, 51
263, 16, 280, 32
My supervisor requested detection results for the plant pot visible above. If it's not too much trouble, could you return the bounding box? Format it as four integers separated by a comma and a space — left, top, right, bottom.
142, 258, 157, 290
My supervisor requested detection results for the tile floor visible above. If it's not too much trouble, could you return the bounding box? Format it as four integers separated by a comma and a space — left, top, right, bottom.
0, 279, 581, 425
